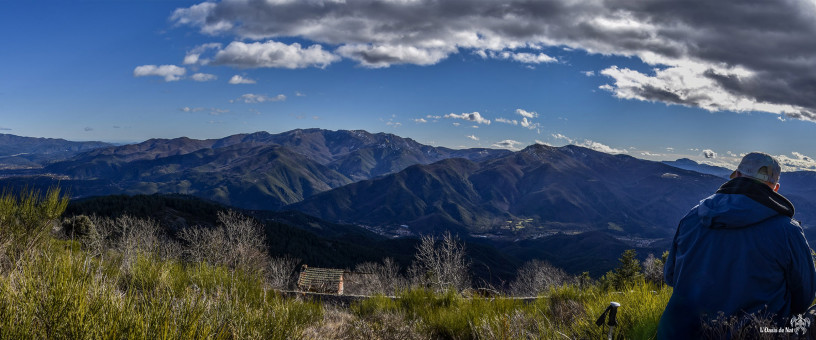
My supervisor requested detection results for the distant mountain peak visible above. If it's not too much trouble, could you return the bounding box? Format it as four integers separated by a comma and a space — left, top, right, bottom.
663, 158, 732, 178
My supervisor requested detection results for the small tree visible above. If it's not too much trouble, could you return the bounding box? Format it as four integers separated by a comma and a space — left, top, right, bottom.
409, 231, 471, 293
611, 249, 642, 290
642, 253, 665, 285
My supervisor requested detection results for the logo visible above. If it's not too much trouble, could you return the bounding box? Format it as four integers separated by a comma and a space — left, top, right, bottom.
791, 314, 811, 335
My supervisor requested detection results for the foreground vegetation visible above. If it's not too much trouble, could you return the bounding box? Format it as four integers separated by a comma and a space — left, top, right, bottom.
0, 188, 675, 339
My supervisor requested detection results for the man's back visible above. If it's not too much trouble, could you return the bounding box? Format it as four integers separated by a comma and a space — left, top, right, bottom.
657, 177, 816, 339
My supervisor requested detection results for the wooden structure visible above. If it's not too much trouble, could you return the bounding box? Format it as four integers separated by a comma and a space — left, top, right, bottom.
297, 265, 347, 295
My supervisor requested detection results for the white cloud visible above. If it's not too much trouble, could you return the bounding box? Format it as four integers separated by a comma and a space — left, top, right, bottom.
191, 73, 217, 82
576, 140, 628, 154
413, 118, 428, 123
702, 149, 717, 159
233, 93, 286, 104
599, 64, 812, 120
337, 44, 454, 68
582, 71, 595, 77
516, 109, 537, 119
183, 43, 222, 65
495, 117, 518, 125
520, 117, 538, 130
213, 41, 340, 69
228, 75, 256, 84
452, 122, 461, 126
133, 65, 186, 82
180, 107, 229, 115
551, 133, 573, 143
426, 115, 441, 119
486, 50, 557, 64
535, 139, 551, 146
295, 91, 306, 97
775, 152, 816, 172
492, 139, 523, 150
640, 151, 664, 157
551, 133, 627, 154
386, 121, 402, 127
467, 134, 479, 141
170, 2, 223, 32
444, 111, 490, 125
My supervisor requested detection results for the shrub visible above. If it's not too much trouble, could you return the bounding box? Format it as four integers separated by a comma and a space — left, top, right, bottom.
510, 259, 572, 297
349, 258, 406, 296
0, 187, 68, 270
61, 214, 95, 238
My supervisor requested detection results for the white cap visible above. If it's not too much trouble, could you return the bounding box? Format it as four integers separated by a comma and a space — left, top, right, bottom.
735, 152, 781, 184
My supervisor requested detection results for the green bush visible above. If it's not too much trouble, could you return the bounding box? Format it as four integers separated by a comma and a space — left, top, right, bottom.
0, 187, 68, 269
0, 242, 323, 339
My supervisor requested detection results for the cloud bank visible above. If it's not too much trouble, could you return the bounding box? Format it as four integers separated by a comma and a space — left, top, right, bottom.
171, 0, 816, 121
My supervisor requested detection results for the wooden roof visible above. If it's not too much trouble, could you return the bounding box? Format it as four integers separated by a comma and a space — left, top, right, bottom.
298, 267, 346, 293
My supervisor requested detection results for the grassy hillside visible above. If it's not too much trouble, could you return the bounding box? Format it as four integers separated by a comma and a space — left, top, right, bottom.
0, 188, 678, 339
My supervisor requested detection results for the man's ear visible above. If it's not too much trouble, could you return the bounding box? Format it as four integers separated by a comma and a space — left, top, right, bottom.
730, 171, 739, 179
774, 183, 780, 192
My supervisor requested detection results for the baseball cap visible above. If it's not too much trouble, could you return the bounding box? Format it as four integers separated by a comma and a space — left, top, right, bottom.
735, 152, 781, 184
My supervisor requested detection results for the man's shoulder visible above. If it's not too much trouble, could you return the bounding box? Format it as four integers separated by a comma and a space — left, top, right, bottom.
758, 214, 804, 239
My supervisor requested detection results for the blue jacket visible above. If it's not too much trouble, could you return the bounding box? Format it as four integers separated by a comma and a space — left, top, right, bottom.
657, 177, 816, 339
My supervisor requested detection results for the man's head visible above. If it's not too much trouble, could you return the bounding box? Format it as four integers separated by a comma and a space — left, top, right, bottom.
730, 152, 782, 191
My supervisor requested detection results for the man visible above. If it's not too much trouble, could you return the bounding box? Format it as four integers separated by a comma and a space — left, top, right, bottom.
658, 152, 816, 339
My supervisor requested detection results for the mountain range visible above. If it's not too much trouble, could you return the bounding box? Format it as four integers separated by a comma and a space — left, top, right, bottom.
0, 134, 111, 170
3, 129, 816, 277
290, 144, 727, 238
5, 129, 508, 209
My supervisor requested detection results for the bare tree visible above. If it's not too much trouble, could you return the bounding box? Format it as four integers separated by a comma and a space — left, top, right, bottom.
84, 215, 162, 266
509, 259, 571, 296
267, 255, 300, 290
409, 231, 471, 293
351, 257, 406, 296
642, 253, 664, 285
178, 210, 269, 274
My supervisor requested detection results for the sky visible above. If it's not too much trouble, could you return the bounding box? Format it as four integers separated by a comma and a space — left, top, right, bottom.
2, 0, 816, 172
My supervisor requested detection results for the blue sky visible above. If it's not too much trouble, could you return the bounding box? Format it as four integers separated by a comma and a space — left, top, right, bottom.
2, 0, 816, 171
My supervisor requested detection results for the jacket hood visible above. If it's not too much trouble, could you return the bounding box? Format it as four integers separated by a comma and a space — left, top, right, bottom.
698, 177, 795, 229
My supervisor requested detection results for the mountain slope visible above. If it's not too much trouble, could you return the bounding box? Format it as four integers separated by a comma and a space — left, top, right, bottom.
54, 143, 353, 210
0, 134, 111, 169
662, 158, 732, 178
291, 144, 727, 237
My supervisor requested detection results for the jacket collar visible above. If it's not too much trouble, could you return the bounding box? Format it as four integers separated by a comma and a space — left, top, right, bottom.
716, 177, 794, 218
